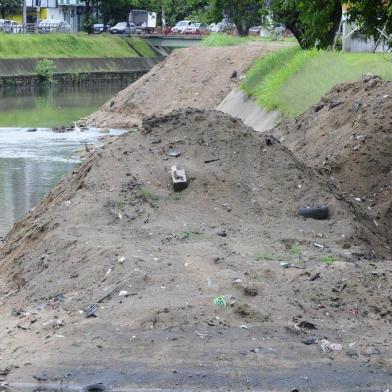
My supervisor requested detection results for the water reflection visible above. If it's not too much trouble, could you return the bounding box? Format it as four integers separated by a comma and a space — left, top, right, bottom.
0, 82, 129, 237
0, 127, 129, 237
0, 82, 127, 128
0, 156, 73, 237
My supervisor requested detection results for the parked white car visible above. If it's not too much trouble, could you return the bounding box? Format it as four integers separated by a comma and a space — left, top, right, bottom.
171, 20, 192, 34
109, 22, 136, 35
183, 22, 207, 35
39, 20, 71, 33
0, 20, 22, 33
208, 20, 235, 33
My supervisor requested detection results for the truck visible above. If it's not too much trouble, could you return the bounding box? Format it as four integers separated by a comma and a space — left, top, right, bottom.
128, 10, 157, 34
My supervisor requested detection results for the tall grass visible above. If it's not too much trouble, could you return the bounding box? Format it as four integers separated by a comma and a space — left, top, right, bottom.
202, 33, 249, 47
242, 46, 301, 97
202, 33, 295, 47
0, 34, 155, 58
242, 48, 392, 116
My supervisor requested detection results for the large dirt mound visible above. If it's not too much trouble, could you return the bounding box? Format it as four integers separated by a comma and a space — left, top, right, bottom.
273, 76, 392, 250
1, 110, 392, 388
0, 109, 384, 300
88, 44, 289, 128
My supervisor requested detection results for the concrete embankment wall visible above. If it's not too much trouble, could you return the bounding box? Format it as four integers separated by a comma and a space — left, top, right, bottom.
0, 57, 164, 87
217, 89, 282, 133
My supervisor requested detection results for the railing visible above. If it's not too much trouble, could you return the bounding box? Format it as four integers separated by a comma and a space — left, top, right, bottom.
0, 23, 71, 34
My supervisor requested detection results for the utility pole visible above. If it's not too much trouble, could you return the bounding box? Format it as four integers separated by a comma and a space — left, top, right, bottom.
37, 0, 41, 25
22, 0, 27, 27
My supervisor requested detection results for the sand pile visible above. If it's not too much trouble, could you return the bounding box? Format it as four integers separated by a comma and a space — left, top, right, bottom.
273, 75, 392, 250
88, 44, 289, 128
1, 109, 392, 387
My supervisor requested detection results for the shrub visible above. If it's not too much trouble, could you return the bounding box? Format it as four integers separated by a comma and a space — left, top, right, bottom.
35, 59, 56, 83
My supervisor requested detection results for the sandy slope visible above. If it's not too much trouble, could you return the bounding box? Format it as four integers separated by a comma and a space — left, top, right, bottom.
88, 43, 291, 128
0, 110, 391, 390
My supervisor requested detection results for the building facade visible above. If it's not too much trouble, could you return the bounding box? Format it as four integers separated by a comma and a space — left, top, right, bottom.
10, 0, 85, 32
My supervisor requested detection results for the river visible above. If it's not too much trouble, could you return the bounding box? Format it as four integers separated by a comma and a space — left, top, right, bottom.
0, 83, 128, 238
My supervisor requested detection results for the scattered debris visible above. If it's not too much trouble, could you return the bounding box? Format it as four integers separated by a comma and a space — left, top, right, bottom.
204, 158, 220, 164
280, 262, 304, 270
302, 336, 318, 345
298, 321, 317, 330
84, 304, 98, 318
119, 290, 129, 297
320, 339, 343, 353
309, 272, 321, 281
213, 297, 227, 307
168, 150, 181, 158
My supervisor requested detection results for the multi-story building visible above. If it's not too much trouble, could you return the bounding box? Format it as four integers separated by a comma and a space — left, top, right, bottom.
10, 0, 86, 33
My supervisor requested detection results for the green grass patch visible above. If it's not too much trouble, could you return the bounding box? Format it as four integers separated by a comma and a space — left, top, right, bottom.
123, 36, 155, 57
320, 255, 336, 266
254, 251, 275, 261
202, 33, 295, 47
0, 33, 154, 59
288, 243, 302, 257
202, 33, 249, 47
242, 48, 392, 117
169, 192, 181, 202
177, 231, 192, 240
138, 187, 158, 201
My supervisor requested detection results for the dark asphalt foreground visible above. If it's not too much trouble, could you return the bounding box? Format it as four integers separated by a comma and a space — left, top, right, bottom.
6, 361, 392, 392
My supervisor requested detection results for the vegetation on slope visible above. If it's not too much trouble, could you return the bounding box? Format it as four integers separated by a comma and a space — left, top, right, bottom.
0, 34, 155, 59
202, 33, 295, 47
242, 48, 392, 116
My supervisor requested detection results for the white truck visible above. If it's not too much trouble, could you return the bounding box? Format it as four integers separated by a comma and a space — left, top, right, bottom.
129, 10, 157, 34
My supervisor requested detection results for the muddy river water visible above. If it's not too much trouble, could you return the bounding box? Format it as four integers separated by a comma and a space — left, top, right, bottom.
0, 83, 127, 237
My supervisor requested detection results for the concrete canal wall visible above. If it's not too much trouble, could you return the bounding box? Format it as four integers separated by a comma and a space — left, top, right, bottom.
0, 56, 164, 87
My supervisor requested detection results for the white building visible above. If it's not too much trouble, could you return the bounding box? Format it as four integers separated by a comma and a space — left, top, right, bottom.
21, 0, 85, 32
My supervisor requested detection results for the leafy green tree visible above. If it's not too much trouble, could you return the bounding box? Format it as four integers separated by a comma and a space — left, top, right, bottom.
213, 0, 264, 36
268, 0, 392, 49
345, 0, 392, 38
268, 0, 342, 49
0, 0, 22, 19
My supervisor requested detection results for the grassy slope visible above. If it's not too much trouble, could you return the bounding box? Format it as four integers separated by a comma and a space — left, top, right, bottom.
242, 48, 392, 117
202, 33, 295, 47
0, 34, 155, 59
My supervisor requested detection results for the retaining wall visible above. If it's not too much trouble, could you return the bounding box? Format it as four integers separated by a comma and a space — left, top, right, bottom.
0, 57, 164, 87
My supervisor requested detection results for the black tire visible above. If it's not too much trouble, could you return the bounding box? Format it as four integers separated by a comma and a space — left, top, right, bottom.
298, 206, 329, 220
81, 384, 108, 392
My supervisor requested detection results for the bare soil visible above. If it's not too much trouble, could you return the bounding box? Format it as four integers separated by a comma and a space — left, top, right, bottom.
88, 44, 290, 129
1, 109, 392, 390
0, 47, 392, 390
272, 75, 392, 250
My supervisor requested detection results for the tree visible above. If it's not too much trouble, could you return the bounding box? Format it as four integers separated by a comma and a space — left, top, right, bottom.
268, 0, 342, 49
345, 0, 392, 38
0, 0, 22, 19
213, 0, 264, 36
268, 0, 392, 50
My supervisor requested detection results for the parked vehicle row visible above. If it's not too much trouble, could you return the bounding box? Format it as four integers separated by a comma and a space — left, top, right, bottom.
170, 19, 235, 35
0, 19, 22, 33
38, 19, 71, 33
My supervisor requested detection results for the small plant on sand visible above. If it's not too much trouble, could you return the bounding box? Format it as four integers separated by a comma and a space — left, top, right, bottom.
254, 251, 274, 261
177, 231, 192, 240
321, 255, 336, 266
169, 192, 181, 202
289, 243, 301, 257
138, 187, 158, 201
